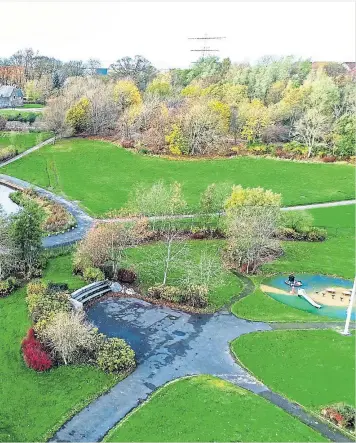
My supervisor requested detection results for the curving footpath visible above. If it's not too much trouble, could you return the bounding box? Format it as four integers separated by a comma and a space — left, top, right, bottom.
0, 174, 93, 248
51, 297, 352, 443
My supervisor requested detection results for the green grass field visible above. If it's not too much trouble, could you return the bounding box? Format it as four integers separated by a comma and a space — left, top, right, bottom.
22, 104, 44, 109
0, 110, 40, 120
105, 375, 326, 442
232, 330, 355, 410
232, 205, 355, 322
0, 131, 52, 154
0, 254, 116, 442
2, 138, 354, 216
124, 240, 242, 310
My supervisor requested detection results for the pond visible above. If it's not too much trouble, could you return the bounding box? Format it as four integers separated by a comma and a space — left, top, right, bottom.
0, 184, 19, 215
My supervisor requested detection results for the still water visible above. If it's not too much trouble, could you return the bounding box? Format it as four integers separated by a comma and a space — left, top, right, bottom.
0, 184, 19, 215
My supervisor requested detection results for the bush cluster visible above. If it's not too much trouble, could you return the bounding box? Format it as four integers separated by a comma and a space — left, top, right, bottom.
4, 112, 37, 123
21, 327, 53, 372
117, 268, 136, 283
0, 146, 17, 162
26, 280, 70, 322
0, 277, 19, 297
96, 338, 136, 373
10, 189, 77, 235
82, 266, 105, 283
321, 403, 355, 432
24, 280, 136, 373
279, 211, 327, 242
147, 284, 208, 308
278, 227, 327, 242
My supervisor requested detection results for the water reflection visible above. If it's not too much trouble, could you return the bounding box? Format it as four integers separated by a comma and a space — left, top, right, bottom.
0, 184, 19, 215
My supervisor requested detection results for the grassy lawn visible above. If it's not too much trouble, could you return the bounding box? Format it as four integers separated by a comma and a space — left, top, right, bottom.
2, 138, 354, 216
125, 240, 242, 310
0, 131, 52, 155
0, 110, 40, 120
105, 375, 326, 442
0, 254, 116, 442
232, 205, 355, 322
22, 104, 44, 109
232, 330, 355, 411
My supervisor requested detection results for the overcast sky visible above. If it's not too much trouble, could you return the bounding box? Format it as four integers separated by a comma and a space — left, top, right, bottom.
1, 2, 354, 69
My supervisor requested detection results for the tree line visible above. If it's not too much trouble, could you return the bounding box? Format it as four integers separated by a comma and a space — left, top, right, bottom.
1, 48, 354, 159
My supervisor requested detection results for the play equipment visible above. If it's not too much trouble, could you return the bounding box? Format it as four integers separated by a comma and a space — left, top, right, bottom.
284, 280, 303, 287
297, 288, 322, 309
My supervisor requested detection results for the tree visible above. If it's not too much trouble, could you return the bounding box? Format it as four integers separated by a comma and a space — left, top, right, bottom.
146, 74, 172, 97
332, 114, 356, 157
110, 55, 157, 90
114, 80, 142, 112
124, 181, 187, 285
238, 99, 272, 142
0, 209, 18, 279
224, 186, 282, 274
52, 71, 62, 90
66, 97, 91, 133
74, 222, 138, 279
293, 109, 330, 157
43, 96, 73, 139
183, 101, 225, 155
10, 203, 42, 278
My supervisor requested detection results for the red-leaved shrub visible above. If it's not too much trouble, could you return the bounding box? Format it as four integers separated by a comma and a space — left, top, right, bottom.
322, 156, 337, 163
22, 327, 53, 372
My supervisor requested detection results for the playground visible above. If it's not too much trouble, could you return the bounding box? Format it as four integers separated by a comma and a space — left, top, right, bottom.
262, 274, 354, 320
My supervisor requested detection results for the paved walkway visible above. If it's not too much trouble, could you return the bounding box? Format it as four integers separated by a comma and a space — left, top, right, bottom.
51, 297, 351, 443
0, 136, 55, 168
0, 174, 93, 248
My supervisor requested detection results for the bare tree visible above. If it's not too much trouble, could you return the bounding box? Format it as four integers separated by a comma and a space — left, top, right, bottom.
225, 205, 281, 274
110, 55, 157, 90
293, 109, 330, 157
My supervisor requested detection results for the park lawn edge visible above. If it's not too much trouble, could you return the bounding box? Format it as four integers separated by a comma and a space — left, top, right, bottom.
45, 371, 129, 441
103, 374, 327, 442
102, 376, 192, 442
230, 331, 354, 441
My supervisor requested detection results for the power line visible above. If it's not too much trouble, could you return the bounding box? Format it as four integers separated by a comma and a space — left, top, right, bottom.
188, 34, 226, 59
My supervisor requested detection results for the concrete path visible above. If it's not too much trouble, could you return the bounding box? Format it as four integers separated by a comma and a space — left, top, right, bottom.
51, 297, 351, 442
0, 174, 93, 248
0, 136, 55, 168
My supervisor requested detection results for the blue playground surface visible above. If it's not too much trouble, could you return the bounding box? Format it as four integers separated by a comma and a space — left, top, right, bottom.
263, 274, 354, 320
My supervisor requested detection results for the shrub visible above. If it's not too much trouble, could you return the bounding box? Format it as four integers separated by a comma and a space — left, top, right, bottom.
321, 404, 355, 432
47, 282, 69, 292
0, 277, 18, 297
96, 338, 135, 373
26, 282, 70, 323
43, 311, 101, 365
322, 155, 337, 163
0, 145, 17, 162
83, 266, 105, 283
0, 115, 6, 130
181, 284, 208, 308
147, 285, 182, 303
22, 327, 53, 372
280, 210, 313, 233
306, 227, 327, 242
117, 268, 136, 284
121, 139, 134, 149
